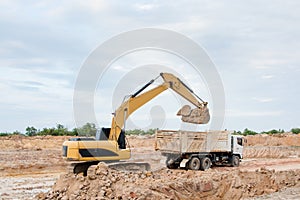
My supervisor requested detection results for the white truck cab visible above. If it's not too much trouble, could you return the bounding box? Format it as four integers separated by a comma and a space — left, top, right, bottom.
232, 135, 244, 159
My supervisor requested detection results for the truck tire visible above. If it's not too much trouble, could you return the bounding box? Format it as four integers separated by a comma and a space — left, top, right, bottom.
166, 155, 179, 169
200, 157, 211, 170
188, 157, 201, 170
231, 155, 240, 167
166, 162, 178, 169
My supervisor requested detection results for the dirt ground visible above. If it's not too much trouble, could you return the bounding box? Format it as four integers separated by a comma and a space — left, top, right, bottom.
0, 133, 299, 199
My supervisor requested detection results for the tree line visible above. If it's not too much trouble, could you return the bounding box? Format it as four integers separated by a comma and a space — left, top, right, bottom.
234, 128, 300, 136
0, 123, 95, 137
0, 124, 300, 137
0, 123, 157, 137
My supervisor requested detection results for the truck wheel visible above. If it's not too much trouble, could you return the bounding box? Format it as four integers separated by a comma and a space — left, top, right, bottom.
166, 162, 178, 169
200, 157, 211, 170
231, 155, 240, 167
166, 156, 179, 169
188, 157, 201, 170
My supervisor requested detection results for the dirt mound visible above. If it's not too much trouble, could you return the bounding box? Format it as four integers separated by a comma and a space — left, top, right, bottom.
246, 134, 300, 146
0, 135, 69, 150
244, 146, 300, 158
243, 134, 300, 158
39, 162, 300, 200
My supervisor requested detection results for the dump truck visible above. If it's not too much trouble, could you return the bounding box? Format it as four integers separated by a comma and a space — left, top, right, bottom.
155, 130, 245, 170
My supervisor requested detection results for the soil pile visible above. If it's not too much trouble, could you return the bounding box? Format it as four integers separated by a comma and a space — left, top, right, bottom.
246, 133, 300, 146
39, 162, 300, 200
244, 134, 300, 158
244, 146, 300, 158
0, 135, 69, 150
177, 105, 210, 124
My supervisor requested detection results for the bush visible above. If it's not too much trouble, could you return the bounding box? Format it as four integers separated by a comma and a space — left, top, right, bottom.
12, 131, 22, 135
0, 131, 23, 136
0, 133, 9, 137
125, 129, 142, 135
242, 128, 258, 136
77, 123, 97, 137
261, 129, 285, 135
126, 128, 157, 135
25, 126, 37, 136
233, 130, 242, 135
291, 128, 300, 134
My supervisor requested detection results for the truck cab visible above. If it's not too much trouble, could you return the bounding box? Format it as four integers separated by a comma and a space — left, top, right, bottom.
231, 135, 245, 159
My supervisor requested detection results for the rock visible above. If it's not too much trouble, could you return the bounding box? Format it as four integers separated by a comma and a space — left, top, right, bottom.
202, 181, 213, 192
177, 105, 210, 124
61, 196, 68, 200
88, 175, 96, 180
40, 157, 300, 200
95, 162, 109, 176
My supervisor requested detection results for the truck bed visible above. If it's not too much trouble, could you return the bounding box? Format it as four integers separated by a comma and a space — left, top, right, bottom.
155, 130, 232, 153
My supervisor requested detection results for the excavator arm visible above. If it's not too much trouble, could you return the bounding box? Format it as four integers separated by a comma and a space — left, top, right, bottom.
109, 72, 209, 141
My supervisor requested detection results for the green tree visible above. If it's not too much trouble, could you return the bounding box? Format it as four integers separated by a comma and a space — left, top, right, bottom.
268, 129, 280, 134
12, 130, 22, 135
71, 128, 79, 136
291, 128, 300, 134
0, 133, 9, 137
261, 129, 284, 135
125, 128, 157, 135
233, 130, 242, 135
38, 128, 47, 136
242, 128, 257, 136
54, 124, 68, 136
126, 129, 142, 135
25, 126, 37, 136
77, 123, 97, 136
142, 128, 156, 135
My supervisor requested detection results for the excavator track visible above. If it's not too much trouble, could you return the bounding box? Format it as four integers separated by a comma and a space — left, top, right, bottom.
71, 161, 151, 176
108, 162, 151, 171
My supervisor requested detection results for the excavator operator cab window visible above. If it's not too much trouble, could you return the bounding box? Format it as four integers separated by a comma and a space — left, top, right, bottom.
118, 130, 126, 149
97, 127, 110, 140
96, 127, 126, 149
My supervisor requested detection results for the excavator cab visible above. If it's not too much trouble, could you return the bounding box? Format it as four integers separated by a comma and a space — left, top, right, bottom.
96, 127, 126, 149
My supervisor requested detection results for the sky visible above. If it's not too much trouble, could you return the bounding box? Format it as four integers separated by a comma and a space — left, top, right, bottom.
0, 0, 299, 133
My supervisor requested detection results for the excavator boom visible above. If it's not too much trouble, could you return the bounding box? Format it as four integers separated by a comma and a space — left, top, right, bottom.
109, 72, 209, 141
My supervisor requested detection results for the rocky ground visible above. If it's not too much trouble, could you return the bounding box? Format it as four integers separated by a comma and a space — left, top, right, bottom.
0, 133, 299, 199
39, 163, 300, 200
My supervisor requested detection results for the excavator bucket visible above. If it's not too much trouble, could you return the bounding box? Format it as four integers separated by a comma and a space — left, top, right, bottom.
177, 105, 210, 124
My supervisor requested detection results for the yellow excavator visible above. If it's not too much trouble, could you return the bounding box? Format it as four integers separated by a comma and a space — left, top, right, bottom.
62, 72, 209, 175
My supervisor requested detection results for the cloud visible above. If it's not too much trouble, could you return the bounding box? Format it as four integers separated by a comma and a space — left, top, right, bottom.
255, 66, 271, 69
227, 109, 282, 117
252, 97, 274, 103
134, 3, 158, 11
45, 0, 108, 19
261, 75, 274, 79
0, 0, 299, 132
